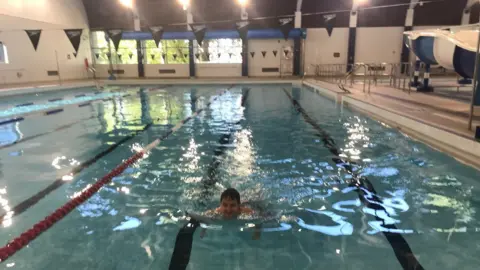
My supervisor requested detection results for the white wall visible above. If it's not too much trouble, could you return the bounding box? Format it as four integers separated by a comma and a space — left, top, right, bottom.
355, 27, 404, 64
145, 64, 189, 78
0, 0, 90, 85
95, 64, 138, 79
304, 28, 349, 75
0, 0, 88, 28
197, 64, 241, 77
248, 39, 293, 77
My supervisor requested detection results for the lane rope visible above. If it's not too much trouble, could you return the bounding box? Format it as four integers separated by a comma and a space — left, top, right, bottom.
0, 85, 234, 262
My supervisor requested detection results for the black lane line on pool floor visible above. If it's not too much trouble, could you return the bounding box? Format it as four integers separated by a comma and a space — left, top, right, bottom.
0, 117, 24, 126
169, 88, 249, 270
0, 115, 97, 150
0, 88, 187, 221
282, 88, 424, 270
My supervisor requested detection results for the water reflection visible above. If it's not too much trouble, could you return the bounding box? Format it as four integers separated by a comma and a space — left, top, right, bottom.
113, 216, 142, 231
296, 209, 353, 236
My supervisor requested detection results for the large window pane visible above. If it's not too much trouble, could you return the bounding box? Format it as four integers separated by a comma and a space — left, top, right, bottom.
194, 39, 242, 64
144, 40, 189, 64
91, 31, 137, 64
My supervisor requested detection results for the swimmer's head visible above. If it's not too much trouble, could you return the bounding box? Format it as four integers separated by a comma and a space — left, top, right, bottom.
219, 188, 241, 219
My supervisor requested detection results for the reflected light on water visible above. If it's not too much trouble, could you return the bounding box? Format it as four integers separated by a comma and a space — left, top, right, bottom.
0, 188, 13, 228
62, 174, 74, 181
231, 129, 254, 177
51, 156, 67, 169
120, 187, 130, 194
180, 138, 200, 174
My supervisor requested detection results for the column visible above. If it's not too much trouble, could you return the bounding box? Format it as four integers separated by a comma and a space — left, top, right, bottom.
136, 40, 145, 78
293, 38, 301, 76
410, 59, 421, 87
401, 7, 414, 74
347, 11, 358, 72
241, 5, 249, 77
187, 6, 195, 77
418, 64, 434, 92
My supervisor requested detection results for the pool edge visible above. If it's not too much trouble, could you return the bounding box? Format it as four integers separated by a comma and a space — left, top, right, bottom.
303, 80, 480, 171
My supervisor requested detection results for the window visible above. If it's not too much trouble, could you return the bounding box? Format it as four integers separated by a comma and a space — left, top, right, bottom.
0, 42, 9, 64
194, 39, 242, 64
143, 40, 189, 64
91, 31, 137, 64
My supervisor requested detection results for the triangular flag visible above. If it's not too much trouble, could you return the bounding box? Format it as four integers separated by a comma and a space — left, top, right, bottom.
190, 24, 207, 46
273, 50, 278, 57
73, 52, 77, 58
162, 53, 166, 60
151, 54, 155, 60
117, 53, 122, 59
129, 52, 133, 59
64, 29, 83, 55
184, 53, 189, 59
195, 53, 200, 60
278, 17, 294, 40
284, 50, 289, 57
95, 53, 100, 59
106, 52, 111, 59
106, 30, 123, 51
261, 51, 267, 58
250, 52, 255, 58
235, 21, 249, 41
173, 54, 178, 60
149, 26, 164, 47
217, 53, 221, 58
229, 53, 233, 58
323, 14, 337, 37
25, 30, 42, 51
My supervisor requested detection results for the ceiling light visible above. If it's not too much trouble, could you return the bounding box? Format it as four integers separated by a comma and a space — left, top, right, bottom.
238, 0, 248, 6
119, 0, 133, 9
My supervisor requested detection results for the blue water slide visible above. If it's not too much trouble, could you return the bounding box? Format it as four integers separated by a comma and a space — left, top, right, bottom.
411, 36, 438, 65
453, 46, 476, 79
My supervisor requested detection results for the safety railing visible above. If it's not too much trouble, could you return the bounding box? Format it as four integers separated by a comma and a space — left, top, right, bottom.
311, 62, 416, 94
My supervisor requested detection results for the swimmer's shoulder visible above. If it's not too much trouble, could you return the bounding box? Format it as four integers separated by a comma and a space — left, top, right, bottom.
241, 207, 254, 214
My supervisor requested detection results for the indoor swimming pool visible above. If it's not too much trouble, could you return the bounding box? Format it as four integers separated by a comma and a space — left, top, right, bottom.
0, 84, 479, 269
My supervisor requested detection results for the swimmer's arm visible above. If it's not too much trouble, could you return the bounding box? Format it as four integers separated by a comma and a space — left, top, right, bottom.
241, 207, 254, 214
253, 224, 262, 240
200, 208, 218, 239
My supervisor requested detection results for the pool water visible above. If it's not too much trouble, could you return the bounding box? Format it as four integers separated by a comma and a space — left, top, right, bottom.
0, 84, 479, 269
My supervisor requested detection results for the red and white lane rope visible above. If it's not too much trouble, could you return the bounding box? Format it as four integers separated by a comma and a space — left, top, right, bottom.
0, 85, 234, 262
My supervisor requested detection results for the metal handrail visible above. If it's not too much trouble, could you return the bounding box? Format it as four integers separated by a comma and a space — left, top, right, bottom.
311, 62, 415, 94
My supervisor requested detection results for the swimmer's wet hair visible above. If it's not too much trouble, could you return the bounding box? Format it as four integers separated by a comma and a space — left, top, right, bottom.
220, 188, 241, 204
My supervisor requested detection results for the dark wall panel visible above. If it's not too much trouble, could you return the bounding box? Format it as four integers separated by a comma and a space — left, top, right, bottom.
191, 0, 239, 30
302, 0, 351, 28
470, 5, 480, 24
247, 0, 297, 28
82, 0, 134, 30
357, 0, 410, 27
136, 0, 186, 29
413, 0, 467, 26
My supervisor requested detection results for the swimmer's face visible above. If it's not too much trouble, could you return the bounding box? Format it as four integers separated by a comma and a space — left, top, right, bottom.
219, 197, 240, 219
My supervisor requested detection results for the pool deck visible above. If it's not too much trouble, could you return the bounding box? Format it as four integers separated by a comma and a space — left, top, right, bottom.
303, 79, 480, 169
